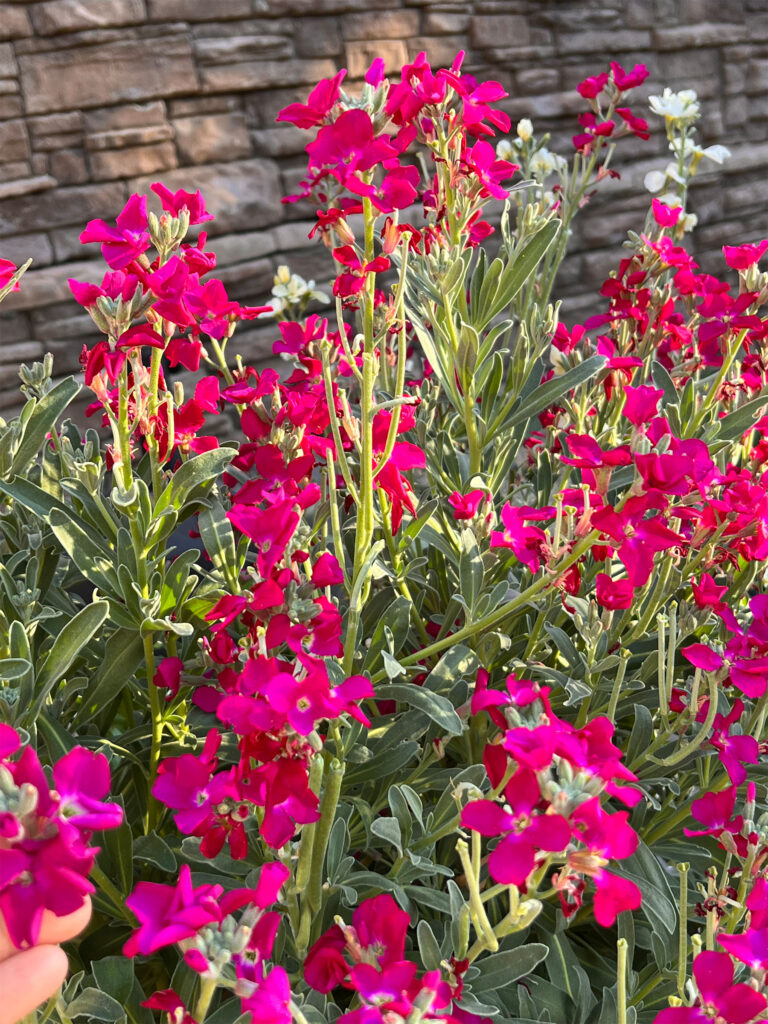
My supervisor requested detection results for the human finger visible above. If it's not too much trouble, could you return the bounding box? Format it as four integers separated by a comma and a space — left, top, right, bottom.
0, 945, 69, 1024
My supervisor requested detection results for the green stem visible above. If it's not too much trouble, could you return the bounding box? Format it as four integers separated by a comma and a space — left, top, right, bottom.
617, 938, 628, 1024
193, 978, 218, 1024
306, 759, 345, 914
676, 862, 689, 998
373, 530, 599, 682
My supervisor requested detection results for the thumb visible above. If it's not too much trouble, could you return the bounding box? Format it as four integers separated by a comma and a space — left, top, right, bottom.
0, 945, 68, 1024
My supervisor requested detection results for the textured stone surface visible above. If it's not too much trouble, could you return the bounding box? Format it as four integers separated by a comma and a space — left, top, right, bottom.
90, 141, 178, 181
0, 0, 767, 419
31, 0, 147, 35
173, 112, 251, 164
19, 37, 197, 113
131, 159, 282, 232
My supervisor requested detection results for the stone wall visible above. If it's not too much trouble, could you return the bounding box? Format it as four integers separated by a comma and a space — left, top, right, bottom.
1, 0, 767, 416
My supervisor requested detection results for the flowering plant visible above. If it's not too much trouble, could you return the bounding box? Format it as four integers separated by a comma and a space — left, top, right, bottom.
2, 49, 768, 1024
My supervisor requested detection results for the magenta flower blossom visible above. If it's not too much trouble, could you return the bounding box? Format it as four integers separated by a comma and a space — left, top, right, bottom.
79, 193, 150, 270
124, 864, 223, 957
305, 893, 410, 993
595, 572, 635, 610
151, 182, 214, 224
0, 258, 19, 291
653, 950, 767, 1023
718, 927, 768, 970
448, 489, 487, 521
464, 795, 572, 888
0, 734, 122, 948
722, 239, 768, 270
276, 70, 346, 129
622, 384, 664, 427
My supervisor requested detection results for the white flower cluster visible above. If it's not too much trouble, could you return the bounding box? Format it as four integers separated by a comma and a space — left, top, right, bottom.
643, 89, 731, 231
259, 265, 329, 318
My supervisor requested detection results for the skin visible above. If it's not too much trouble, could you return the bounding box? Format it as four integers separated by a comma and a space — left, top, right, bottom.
0, 898, 91, 1024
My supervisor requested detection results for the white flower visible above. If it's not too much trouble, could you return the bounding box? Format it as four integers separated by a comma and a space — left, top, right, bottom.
681, 212, 698, 232
517, 118, 534, 142
644, 170, 666, 194
700, 144, 731, 165
649, 88, 700, 123
496, 138, 516, 161
529, 147, 567, 181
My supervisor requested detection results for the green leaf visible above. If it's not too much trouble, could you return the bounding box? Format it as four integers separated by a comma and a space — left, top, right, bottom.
100, 801, 133, 896
37, 710, 77, 762
30, 601, 108, 719
482, 219, 560, 324
79, 629, 145, 725
66, 987, 126, 1022
417, 920, 444, 971
458, 528, 483, 615
370, 815, 403, 856
716, 392, 768, 441
198, 498, 239, 588
0, 477, 72, 523
92, 957, 135, 1006
49, 508, 120, 595
471, 943, 549, 994
509, 355, 607, 428
8, 377, 81, 478
154, 448, 235, 517
133, 832, 177, 873
378, 682, 463, 735
651, 360, 678, 406
0, 657, 33, 680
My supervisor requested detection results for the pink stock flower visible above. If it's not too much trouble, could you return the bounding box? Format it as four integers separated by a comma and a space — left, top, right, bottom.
0, 736, 122, 948
653, 950, 767, 1023
652, 199, 683, 228
722, 239, 768, 270
491, 503, 554, 573
577, 73, 609, 99
448, 489, 488, 520
718, 927, 768, 970
142, 990, 198, 1024
610, 62, 649, 91
151, 183, 214, 224
0, 259, 19, 291
305, 893, 410, 992
276, 70, 346, 129
595, 572, 635, 610
79, 193, 150, 270
622, 384, 664, 426
462, 140, 518, 200
461, 769, 572, 887
235, 961, 292, 1024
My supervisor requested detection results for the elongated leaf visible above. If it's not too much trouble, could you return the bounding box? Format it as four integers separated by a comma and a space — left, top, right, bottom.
79, 628, 145, 723
28, 601, 108, 719
49, 508, 119, 594
8, 376, 81, 477
198, 498, 238, 587
471, 943, 549, 994
717, 392, 768, 441
0, 657, 33, 680
66, 987, 125, 1022
651, 360, 678, 406
37, 710, 77, 762
154, 448, 235, 517
378, 682, 463, 735
508, 355, 606, 428
459, 529, 483, 615
0, 477, 71, 523
483, 219, 560, 324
